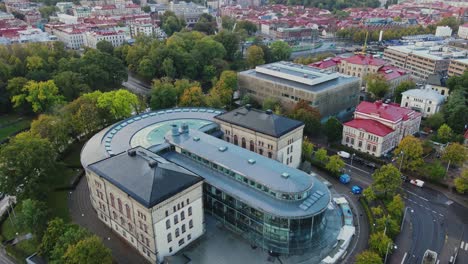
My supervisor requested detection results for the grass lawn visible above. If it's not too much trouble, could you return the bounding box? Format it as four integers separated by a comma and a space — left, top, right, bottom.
62, 141, 86, 168
5, 238, 39, 263
0, 119, 31, 141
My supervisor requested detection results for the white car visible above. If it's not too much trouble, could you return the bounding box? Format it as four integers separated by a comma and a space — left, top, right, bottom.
337, 151, 351, 159
410, 179, 424, 187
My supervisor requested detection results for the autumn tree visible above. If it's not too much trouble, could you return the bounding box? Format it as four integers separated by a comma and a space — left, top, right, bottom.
437, 124, 452, 144
179, 86, 205, 107
371, 164, 402, 198
366, 73, 390, 99
454, 170, 468, 194
442, 143, 467, 168
246, 45, 265, 68
393, 136, 424, 171
369, 232, 392, 257
30, 114, 69, 152
63, 236, 112, 264
12, 80, 64, 113
355, 250, 383, 264
326, 155, 345, 175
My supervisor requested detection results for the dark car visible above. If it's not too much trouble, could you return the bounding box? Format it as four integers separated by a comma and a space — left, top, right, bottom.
365, 162, 377, 169
401, 175, 409, 182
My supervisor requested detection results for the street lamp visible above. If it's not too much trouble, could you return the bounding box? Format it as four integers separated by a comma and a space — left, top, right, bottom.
384, 242, 398, 264
401, 207, 414, 232
350, 153, 356, 166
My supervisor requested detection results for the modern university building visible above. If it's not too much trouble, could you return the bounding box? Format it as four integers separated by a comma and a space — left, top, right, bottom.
81, 108, 339, 263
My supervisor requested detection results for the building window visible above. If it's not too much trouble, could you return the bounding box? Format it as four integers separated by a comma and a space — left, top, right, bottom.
250, 140, 254, 151
241, 138, 246, 148
173, 205, 176, 212
189, 220, 193, 229
146, 238, 149, 246
175, 228, 180, 238
358, 141, 362, 148
129, 223, 133, 232
367, 144, 371, 151
118, 198, 122, 213
182, 224, 186, 233
372, 146, 377, 152
226, 136, 230, 142
427, 107, 431, 112
113, 211, 117, 219
182, 201, 184, 207
186, 198, 189, 204
166, 219, 170, 229
125, 204, 131, 219
174, 215, 178, 224
181, 211, 185, 220
187, 234, 191, 240
188, 207, 192, 216
165, 210, 169, 217
169, 247, 173, 253
234, 135, 238, 145
268, 152, 272, 158
259, 149, 263, 155
144, 224, 147, 233
120, 217, 124, 225
167, 233, 172, 242
346, 137, 349, 143
178, 238, 185, 246
110, 193, 115, 208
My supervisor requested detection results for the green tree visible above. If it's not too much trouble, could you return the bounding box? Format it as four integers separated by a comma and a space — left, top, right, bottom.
96, 90, 139, 120
290, 100, 321, 136
366, 73, 390, 99
246, 45, 265, 68
442, 143, 467, 167
375, 215, 400, 238
221, 16, 236, 31
16, 199, 49, 239
161, 12, 184, 36
315, 148, 329, 164
371, 164, 402, 198
12, 80, 64, 113
355, 250, 383, 264
437, 124, 452, 144
262, 97, 281, 111
386, 194, 404, 220
39, 6, 56, 20
235, 20, 257, 35
6, 77, 28, 98
213, 30, 240, 61
454, 170, 468, 194
270, 41, 292, 62
436, 16, 460, 31
39, 218, 67, 257
63, 235, 112, 264
62, 96, 106, 138
137, 58, 156, 80
141, 5, 151, 13
302, 138, 314, 161
423, 161, 446, 182
394, 136, 424, 171
179, 86, 205, 107
425, 112, 444, 130
0, 132, 57, 200
194, 13, 217, 35
150, 79, 177, 110
162, 58, 176, 78
363, 187, 377, 202
326, 155, 345, 175
30, 114, 69, 152
369, 232, 392, 257
53, 71, 90, 101
324, 117, 343, 142
50, 224, 90, 262
96, 40, 114, 54
394, 80, 416, 103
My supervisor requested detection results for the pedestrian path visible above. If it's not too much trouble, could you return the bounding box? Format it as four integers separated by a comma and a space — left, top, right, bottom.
460, 241, 468, 252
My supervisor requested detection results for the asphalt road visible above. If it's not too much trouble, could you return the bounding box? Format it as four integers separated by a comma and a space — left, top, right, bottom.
122, 74, 151, 95
340, 159, 468, 264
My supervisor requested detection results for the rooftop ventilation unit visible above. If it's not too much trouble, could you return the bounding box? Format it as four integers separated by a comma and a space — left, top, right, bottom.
193, 136, 200, 142
128, 149, 136, 156
218, 146, 228, 152
303, 74, 308, 78
281, 172, 290, 179
148, 160, 158, 168
248, 159, 256, 165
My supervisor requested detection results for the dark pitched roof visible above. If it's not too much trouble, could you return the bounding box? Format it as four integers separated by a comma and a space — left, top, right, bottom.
426, 73, 446, 87
88, 147, 202, 208
214, 106, 304, 137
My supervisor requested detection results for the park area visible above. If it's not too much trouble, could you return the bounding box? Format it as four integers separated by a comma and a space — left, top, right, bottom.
0, 140, 85, 263
0, 115, 33, 142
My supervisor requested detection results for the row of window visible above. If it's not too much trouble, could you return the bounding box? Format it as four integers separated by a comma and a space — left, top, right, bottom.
166, 207, 192, 229
165, 198, 191, 217
180, 149, 308, 201
345, 137, 378, 152
225, 136, 273, 158
167, 220, 194, 243
168, 234, 192, 253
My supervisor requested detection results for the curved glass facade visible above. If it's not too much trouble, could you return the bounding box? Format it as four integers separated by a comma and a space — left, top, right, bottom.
203, 184, 327, 255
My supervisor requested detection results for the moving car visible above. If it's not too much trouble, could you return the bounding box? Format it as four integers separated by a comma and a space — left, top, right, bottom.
337, 151, 351, 159
410, 179, 424, 187
339, 174, 351, 184
351, 185, 363, 195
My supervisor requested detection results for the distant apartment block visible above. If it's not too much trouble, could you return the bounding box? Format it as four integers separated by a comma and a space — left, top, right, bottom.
238, 61, 360, 118
45, 25, 85, 49
448, 59, 468, 77
84, 29, 126, 48
342, 101, 421, 157
384, 43, 468, 80
435, 26, 452, 37
459, 23, 468, 39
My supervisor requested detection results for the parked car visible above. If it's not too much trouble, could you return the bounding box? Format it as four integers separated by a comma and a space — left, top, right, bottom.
351, 185, 363, 194
365, 162, 377, 170
410, 179, 424, 187
401, 175, 409, 182
340, 174, 351, 184
337, 151, 351, 159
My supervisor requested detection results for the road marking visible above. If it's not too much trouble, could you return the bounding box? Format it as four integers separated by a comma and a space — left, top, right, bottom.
439, 213, 443, 217
432, 210, 437, 214
404, 190, 429, 202
436, 260, 439, 264
401, 252, 407, 264
461, 241, 465, 250
465, 242, 468, 251
345, 164, 371, 175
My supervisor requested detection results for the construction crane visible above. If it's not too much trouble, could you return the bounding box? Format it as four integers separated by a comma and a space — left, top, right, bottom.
355, 31, 369, 55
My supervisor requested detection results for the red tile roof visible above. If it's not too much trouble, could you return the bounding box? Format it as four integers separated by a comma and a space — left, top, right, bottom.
378, 65, 407, 81
309, 57, 342, 69
464, 130, 468, 140
344, 118, 394, 137
343, 54, 386, 66
356, 101, 418, 122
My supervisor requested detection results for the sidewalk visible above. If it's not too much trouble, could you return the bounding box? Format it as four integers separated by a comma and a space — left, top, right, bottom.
424, 181, 468, 208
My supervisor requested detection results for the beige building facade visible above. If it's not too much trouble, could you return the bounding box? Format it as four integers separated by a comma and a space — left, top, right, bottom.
448, 59, 468, 77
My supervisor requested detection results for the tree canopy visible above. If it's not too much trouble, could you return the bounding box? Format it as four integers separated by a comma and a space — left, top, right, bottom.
371, 164, 402, 198
366, 73, 389, 99
270, 41, 292, 62
324, 117, 342, 142
246, 45, 265, 68
455, 170, 468, 194
393, 136, 424, 171
63, 236, 112, 264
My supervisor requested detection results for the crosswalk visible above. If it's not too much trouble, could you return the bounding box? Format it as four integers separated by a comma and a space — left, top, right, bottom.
460, 241, 468, 251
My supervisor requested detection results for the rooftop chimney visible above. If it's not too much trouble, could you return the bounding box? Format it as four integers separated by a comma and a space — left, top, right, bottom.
171, 124, 179, 136
181, 122, 189, 134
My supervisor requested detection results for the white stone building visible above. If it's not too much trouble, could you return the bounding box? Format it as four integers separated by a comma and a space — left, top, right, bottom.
46, 26, 85, 49
86, 147, 204, 263
342, 101, 422, 157
84, 30, 126, 48
459, 23, 468, 39
400, 88, 445, 117
435, 26, 452, 37
214, 106, 305, 168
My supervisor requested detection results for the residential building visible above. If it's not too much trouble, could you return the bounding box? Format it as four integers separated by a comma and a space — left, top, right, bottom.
448, 58, 468, 77
459, 23, 468, 39
84, 29, 126, 48
73, 6, 92, 18
0, 11, 15, 20
17, 27, 56, 43
400, 88, 445, 117
56, 2, 74, 13
424, 73, 450, 98
435, 26, 452, 37
384, 43, 468, 80
45, 25, 84, 49
86, 147, 204, 263
342, 101, 422, 157
214, 105, 305, 168
168, 1, 208, 25
57, 13, 79, 24
309, 57, 342, 72
128, 18, 166, 39
81, 108, 335, 260
238, 61, 360, 118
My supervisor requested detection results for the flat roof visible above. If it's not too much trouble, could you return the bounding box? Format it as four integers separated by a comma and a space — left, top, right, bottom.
214, 106, 304, 138
162, 152, 329, 218
88, 147, 202, 208
452, 58, 468, 64
165, 129, 313, 194
239, 62, 359, 94
386, 45, 468, 61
